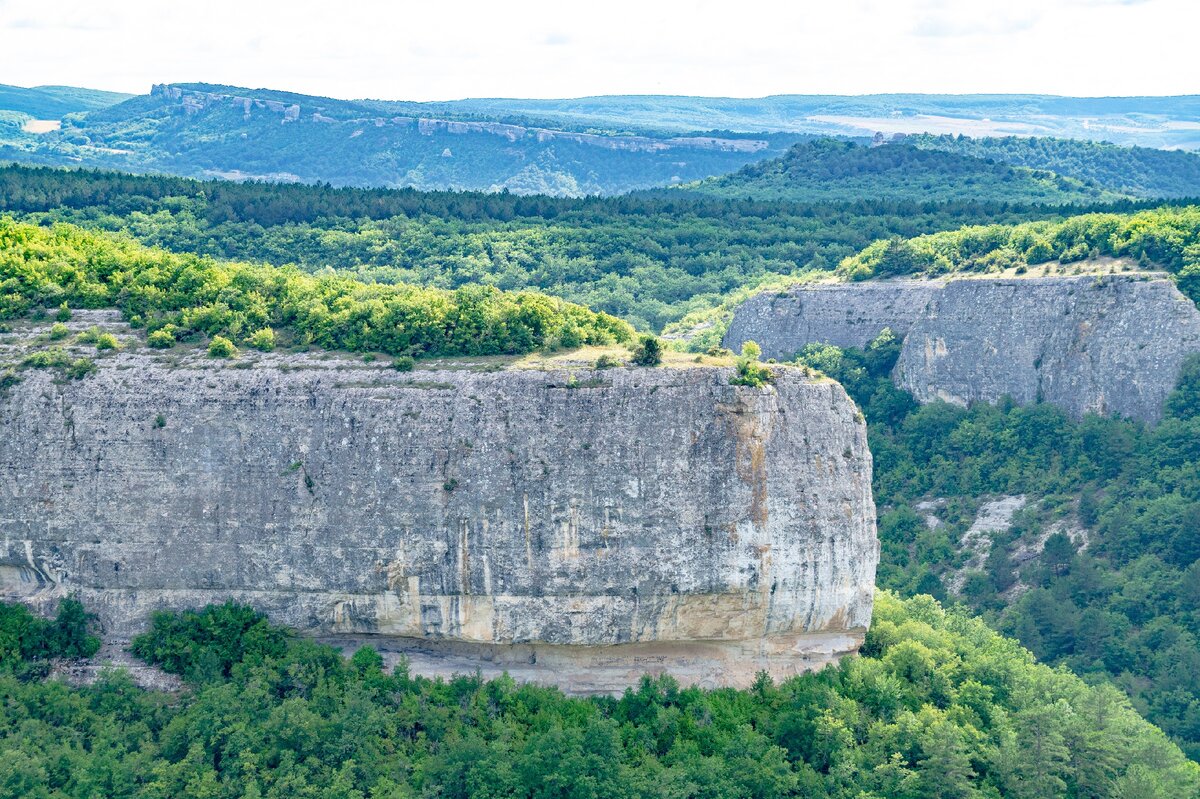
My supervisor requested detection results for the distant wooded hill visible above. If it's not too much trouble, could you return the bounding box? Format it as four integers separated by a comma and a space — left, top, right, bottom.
678, 139, 1132, 204
682, 137, 1200, 203
0, 83, 132, 120
907, 134, 1200, 199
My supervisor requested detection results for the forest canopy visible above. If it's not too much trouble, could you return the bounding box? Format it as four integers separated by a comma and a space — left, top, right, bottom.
0, 218, 632, 357
793, 334, 1200, 759
1, 593, 1196, 799
0, 162, 1169, 331
680, 138, 1124, 204
837, 205, 1200, 301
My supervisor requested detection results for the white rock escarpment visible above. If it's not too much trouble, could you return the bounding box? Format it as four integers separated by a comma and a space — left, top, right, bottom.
0, 332, 878, 693
725, 272, 1200, 422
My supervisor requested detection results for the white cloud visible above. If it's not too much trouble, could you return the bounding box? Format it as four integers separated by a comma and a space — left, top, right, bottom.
0, 0, 1192, 99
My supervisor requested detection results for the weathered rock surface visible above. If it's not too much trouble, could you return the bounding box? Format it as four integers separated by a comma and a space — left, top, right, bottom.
726, 272, 1200, 422
895, 274, 1200, 421
0, 323, 877, 693
723, 280, 943, 355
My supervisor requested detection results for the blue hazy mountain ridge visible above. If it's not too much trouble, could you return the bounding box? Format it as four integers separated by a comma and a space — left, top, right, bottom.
4, 83, 1200, 195
0, 83, 807, 195
0, 83, 133, 119
369, 92, 1200, 148
167, 86, 1200, 146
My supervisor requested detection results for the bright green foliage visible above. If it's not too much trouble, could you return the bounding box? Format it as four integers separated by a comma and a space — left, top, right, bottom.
0, 598, 99, 675
64, 357, 95, 379
93, 332, 120, 351
594, 353, 622, 369
392, 355, 415, 372
47, 322, 68, 340
129, 602, 289, 681
730, 339, 775, 387
686, 138, 1120, 204
796, 337, 1200, 758
54, 302, 70, 322
21, 347, 71, 369
246, 327, 275, 352
0, 163, 1154, 331
0, 217, 633, 358
22, 348, 97, 380
1, 595, 1195, 798
837, 206, 1200, 302
146, 328, 174, 348
207, 336, 237, 358
630, 334, 663, 366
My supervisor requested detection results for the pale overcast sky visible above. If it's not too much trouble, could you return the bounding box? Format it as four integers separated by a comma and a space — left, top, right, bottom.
0, 0, 1193, 100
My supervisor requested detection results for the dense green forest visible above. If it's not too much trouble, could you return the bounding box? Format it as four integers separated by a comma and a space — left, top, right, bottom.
681, 139, 1121, 204
0, 595, 1196, 798
791, 335, 1200, 759
0, 164, 1167, 330
837, 205, 1200, 301
910, 134, 1200, 199
0, 218, 631, 357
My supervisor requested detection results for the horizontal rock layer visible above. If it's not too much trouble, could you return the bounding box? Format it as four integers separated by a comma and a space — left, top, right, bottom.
0, 334, 877, 692
726, 273, 1200, 422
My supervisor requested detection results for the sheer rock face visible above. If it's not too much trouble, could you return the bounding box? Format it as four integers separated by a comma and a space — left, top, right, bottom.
0, 342, 877, 693
726, 273, 1200, 422
723, 281, 942, 356
894, 275, 1200, 421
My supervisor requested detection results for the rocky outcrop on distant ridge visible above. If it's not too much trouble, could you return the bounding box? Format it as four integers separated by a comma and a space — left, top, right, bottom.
149, 84, 767, 153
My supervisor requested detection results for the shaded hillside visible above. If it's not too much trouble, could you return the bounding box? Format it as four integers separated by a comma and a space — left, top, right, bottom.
682, 139, 1119, 203
0, 83, 131, 119
911, 134, 1200, 198
790, 328, 1200, 760
0, 84, 802, 196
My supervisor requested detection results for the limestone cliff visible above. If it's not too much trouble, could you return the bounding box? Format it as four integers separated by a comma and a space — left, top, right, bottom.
723, 281, 942, 354
0, 317, 878, 692
725, 272, 1200, 422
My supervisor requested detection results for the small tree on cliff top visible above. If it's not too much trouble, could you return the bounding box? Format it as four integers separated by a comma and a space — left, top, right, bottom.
630, 334, 664, 366
730, 340, 774, 388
